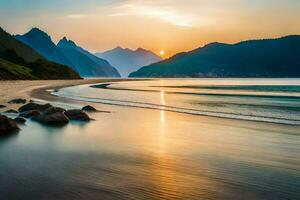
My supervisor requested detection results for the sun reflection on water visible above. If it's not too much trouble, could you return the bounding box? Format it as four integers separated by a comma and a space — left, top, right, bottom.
159, 81, 166, 154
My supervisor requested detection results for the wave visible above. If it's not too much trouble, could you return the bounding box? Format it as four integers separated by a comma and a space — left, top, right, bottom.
52, 91, 300, 126
91, 83, 300, 99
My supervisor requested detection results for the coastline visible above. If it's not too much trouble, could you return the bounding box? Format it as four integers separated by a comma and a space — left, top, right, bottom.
0, 78, 144, 110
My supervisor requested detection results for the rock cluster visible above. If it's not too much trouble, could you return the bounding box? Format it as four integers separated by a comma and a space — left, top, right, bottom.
18, 103, 94, 126
0, 101, 96, 135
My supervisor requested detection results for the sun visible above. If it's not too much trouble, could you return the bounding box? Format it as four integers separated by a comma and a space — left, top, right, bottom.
159, 50, 165, 56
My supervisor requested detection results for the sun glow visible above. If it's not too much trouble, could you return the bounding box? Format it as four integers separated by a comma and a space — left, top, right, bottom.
160, 50, 165, 56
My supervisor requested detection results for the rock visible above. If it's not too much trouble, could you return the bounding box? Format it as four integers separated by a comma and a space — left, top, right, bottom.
0, 114, 19, 136
18, 103, 40, 112
8, 98, 26, 104
82, 105, 97, 112
39, 103, 55, 112
18, 103, 53, 113
34, 107, 69, 126
4, 109, 19, 114
19, 110, 40, 118
0, 105, 6, 108
43, 107, 66, 115
65, 109, 90, 121
14, 117, 26, 124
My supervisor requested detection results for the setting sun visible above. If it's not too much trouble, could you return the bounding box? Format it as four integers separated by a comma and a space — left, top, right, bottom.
160, 50, 165, 56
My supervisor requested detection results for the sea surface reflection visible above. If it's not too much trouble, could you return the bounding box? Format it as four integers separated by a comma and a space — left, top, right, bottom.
0, 79, 299, 199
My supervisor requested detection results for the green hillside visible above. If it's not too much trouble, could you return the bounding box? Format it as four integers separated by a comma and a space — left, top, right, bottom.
0, 49, 80, 80
0, 58, 36, 80
0, 27, 81, 80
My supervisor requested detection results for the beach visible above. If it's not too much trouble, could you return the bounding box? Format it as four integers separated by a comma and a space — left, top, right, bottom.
0, 78, 299, 200
0, 79, 132, 110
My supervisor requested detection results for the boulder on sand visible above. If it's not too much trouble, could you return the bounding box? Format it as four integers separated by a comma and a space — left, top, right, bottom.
0, 114, 19, 136
14, 117, 26, 124
82, 105, 97, 112
19, 110, 40, 118
34, 107, 69, 126
4, 109, 18, 114
18, 103, 53, 113
8, 98, 26, 104
0, 105, 6, 108
65, 109, 90, 121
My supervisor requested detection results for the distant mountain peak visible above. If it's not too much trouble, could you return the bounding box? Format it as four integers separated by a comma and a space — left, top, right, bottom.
20, 27, 52, 42
95, 46, 162, 77
57, 37, 77, 48
114, 46, 124, 50
29, 27, 43, 33
203, 42, 227, 48
135, 47, 148, 53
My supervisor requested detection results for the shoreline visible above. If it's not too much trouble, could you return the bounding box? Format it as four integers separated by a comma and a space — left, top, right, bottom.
1, 78, 299, 130
0, 79, 147, 110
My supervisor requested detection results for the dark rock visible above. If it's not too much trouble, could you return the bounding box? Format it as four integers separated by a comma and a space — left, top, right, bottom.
0, 114, 19, 136
18, 103, 53, 112
39, 103, 55, 112
0, 105, 6, 108
65, 109, 90, 121
14, 117, 26, 124
19, 110, 40, 118
4, 109, 19, 114
29, 100, 34, 103
8, 98, 27, 104
82, 105, 97, 112
34, 107, 69, 126
18, 103, 40, 112
42, 107, 65, 115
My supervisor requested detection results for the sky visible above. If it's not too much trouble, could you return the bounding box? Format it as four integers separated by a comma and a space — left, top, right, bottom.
0, 0, 300, 57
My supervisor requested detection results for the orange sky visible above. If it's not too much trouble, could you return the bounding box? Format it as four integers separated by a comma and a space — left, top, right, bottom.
1, 0, 300, 57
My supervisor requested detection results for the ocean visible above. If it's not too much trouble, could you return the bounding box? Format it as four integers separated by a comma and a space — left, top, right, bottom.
0, 78, 299, 199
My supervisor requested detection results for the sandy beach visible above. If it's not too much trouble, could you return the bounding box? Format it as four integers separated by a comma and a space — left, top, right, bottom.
0, 79, 134, 111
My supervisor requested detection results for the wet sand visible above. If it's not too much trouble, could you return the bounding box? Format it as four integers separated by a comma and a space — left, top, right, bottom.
0, 79, 141, 110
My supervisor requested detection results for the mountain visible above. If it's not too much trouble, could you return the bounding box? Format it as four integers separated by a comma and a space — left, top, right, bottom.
0, 27, 80, 80
0, 27, 43, 62
15, 28, 74, 69
129, 35, 300, 78
57, 37, 120, 77
15, 28, 120, 77
95, 47, 162, 77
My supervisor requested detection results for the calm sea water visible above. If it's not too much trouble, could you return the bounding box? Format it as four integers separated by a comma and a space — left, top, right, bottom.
0, 78, 299, 200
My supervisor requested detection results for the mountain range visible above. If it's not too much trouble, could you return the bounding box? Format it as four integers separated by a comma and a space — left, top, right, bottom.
57, 37, 120, 77
0, 27, 80, 80
95, 47, 161, 77
129, 35, 300, 78
16, 28, 120, 77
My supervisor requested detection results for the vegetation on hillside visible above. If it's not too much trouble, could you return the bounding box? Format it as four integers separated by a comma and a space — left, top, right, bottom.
0, 49, 81, 80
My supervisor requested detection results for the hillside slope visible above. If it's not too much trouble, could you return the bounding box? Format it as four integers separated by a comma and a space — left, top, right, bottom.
15, 28, 74, 69
57, 37, 120, 77
0, 27, 80, 80
130, 35, 300, 78
0, 27, 43, 62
